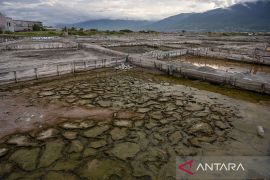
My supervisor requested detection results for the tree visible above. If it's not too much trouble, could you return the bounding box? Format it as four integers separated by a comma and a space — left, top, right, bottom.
32, 24, 42, 31
119, 29, 133, 33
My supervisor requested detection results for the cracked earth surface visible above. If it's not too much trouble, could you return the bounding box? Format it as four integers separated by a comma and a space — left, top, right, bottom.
0, 68, 269, 180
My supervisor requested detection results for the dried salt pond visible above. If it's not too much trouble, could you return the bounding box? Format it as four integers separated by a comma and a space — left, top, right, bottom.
169, 55, 270, 80
0, 68, 269, 179
108, 45, 179, 54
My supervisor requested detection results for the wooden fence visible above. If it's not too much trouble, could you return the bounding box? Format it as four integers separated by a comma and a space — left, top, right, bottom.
128, 56, 270, 94
0, 58, 126, 85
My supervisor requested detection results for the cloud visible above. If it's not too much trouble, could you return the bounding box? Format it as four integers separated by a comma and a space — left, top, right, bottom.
0, 0, 261, 25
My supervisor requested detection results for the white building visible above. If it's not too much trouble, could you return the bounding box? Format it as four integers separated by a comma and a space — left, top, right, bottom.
0, 12, 42, 32
0, 13, 14, 32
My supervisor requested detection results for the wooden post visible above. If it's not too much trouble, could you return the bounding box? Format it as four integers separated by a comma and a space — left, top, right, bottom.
57, 65, 60, 76
34, 68, 38, 80
72, 62, 75, 73
14, 71, 17, 83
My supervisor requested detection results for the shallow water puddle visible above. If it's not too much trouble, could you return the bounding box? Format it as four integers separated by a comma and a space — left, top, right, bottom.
171, 55, 270, 80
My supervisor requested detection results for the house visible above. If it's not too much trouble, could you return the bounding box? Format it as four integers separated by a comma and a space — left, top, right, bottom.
0, 12, 42, 32
0, 13, 14, 32
13, 20, 42, 32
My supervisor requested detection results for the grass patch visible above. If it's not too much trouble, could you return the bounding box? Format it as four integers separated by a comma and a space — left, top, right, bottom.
3, 31, 62, 37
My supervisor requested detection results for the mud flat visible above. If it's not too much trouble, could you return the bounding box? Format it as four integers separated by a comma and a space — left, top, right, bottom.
107, 45, 180, 54
0, 68, 269, 179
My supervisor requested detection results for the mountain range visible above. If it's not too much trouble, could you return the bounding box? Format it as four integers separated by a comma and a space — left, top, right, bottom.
57, 1, 270, 32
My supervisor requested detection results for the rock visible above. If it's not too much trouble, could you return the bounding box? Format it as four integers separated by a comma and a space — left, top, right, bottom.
36, 128, 59, 140
188, 138, 201, 147
149, 111, 163, 120
160, 117, 177, 124
50, 159, 80, 171
97, 100, 112, 107
145, 121, 159, 129
63, 131, 78, 140
174, 146, 198, 156
215, 121, 228, 130
83, 125, 110, 138
115, 63, 133, 70
169, 131, 183, 145
135, 147, 167, 162
110, 128, 128, 140
43, 87, 55, 91
90, 140, 107, 149
158, 125, 175, 133
189, 123, 213, 135
109, 142, 140, 160
131, 131, 149, 150
9, 148, 40, 171
211, 114, 220, 120
185, 103, 204, 111
158, 162, 176, 180
60, 122, 81, 129
59, 91, 71, 95
257, 126, 264, 138
131, 161, 155, 178
0, 148, 8, 157
61, 121, 95, 130
184, 118, 201, 125
166, 104, 177, 111
66, 98, 77, 103
43, 172, 78, 180
114, 120, 132, 127
0, 163, 13, 177
79, 121, 95, 128
79, 159, 129, 179
193, 111, 209, 117
77, 99, 91, 105
134, 120, 144, 127
158, 98, 169, 102
189, 136, 217, 147
83, 148, 97, 157
7, 135, 35, 146
111, 101, 125, 107
39, 140, 65, 167
137, 108, 151, 113
39, 91, 55, 97
80, 93, 98, 99
196, 136, 217, 143
153, 133, 164, 141
68, 140, 84, 153
116, 111, 135, 119
175, 100, 184, 106
160, 119, 169, 124
164, 83, 170, 86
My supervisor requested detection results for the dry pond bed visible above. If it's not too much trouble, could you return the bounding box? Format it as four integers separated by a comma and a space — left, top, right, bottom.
0, 68, 269, 179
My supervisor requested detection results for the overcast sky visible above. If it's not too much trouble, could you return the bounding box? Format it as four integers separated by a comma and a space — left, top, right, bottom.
0, 0, 261, 25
